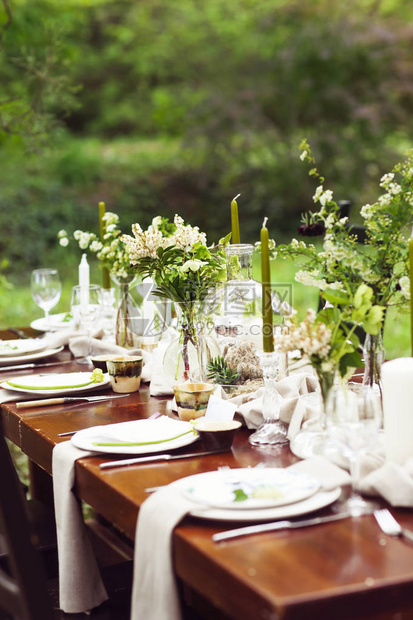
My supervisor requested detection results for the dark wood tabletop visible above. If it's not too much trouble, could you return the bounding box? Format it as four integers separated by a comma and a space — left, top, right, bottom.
1, 334, 413, 620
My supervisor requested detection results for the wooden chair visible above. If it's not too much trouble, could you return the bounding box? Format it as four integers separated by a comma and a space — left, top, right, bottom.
0, 419, 132, 620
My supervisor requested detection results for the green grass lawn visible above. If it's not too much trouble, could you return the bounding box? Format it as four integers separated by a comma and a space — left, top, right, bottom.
1, 255, 409, 359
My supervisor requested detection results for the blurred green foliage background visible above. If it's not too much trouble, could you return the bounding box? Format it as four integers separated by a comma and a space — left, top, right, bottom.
0, 0, 412, 356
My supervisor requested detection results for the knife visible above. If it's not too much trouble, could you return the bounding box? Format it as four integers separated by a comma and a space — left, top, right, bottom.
0, 360, 75, 372
212, 511, 351, 543
99, 448, 227, 469
16, 394, 130, 409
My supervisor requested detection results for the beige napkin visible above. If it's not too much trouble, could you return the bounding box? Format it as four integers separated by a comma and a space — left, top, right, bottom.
0, 389, 42, 404
130, 456, 348, 620
229, 372, 319, 439
52, 442, 108, 613
131, 487, 195, 620
358, 451, 413, 507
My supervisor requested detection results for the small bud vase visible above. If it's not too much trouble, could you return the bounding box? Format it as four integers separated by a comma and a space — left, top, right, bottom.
362, 332, 385, 394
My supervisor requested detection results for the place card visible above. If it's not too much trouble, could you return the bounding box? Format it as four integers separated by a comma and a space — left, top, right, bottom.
205, 394, 237, 421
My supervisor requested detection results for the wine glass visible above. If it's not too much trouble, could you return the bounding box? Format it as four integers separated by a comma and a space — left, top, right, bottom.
31, 269, 62, 326
70, 285, 102, 363
325, 383, 381, 516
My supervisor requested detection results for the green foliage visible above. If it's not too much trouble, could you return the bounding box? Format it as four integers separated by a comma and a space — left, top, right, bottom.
206, 356, 240, 385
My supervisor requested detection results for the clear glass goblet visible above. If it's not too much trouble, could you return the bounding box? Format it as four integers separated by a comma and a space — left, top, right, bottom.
325, 383, 381, 516
31, 269, 62, 326
70, 285, 102, 363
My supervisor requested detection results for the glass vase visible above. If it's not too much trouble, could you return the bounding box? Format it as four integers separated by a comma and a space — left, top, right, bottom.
289, 370, 336, 458
362, 332, 385, 394
163, 301, 220, 383
112, 275, 141, 349
203, 244, 289, 352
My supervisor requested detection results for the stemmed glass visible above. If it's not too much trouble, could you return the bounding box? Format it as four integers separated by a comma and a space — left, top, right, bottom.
31, 269, 62, 326
70, 285, 102, 363
325, 383, 381, 516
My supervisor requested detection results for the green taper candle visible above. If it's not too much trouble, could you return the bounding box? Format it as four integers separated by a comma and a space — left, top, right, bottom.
98, 201, 111, 290
231, 194, 241, 244
261, 217, 274, 352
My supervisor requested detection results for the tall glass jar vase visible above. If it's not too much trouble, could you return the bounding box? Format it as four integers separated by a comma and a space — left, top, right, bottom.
204, 244, 288, 350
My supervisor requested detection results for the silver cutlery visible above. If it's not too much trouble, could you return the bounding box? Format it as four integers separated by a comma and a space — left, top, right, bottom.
0, 359, 76, 372
212, 512, 351, 543
100, 448, 227, 469
16, 393, 130, 409
374, 509, 413, 543
7, 328, 31, 339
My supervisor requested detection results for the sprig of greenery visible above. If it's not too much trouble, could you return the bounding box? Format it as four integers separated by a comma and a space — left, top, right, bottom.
206, 356, 240, 385
276, 140, 413, 327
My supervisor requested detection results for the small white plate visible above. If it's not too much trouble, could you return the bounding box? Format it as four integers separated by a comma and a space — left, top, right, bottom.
31, 313, 74, 332
179, 468, 320, 510
71, 418, 198, 455
0, 346, 64, 366
1, 371, 110, 395
0, 339, 47, 358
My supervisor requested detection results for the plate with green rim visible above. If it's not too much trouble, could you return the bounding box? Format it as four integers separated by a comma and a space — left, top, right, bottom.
1, 371, 110, 395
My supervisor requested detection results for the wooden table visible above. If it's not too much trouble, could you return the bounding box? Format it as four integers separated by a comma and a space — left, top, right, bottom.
2, 341, 413, 620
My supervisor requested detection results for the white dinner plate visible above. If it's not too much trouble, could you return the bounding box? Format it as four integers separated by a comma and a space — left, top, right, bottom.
172, 477, 341, 522
0, 339, 47, 358
1, 371, 110, 396
179, 468, 320, 510
0, 346, 64, 366
71, 418, 198, 455
31, 313, 74, 332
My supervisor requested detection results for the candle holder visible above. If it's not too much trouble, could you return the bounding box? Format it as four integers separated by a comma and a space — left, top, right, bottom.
248, 350, 289, 446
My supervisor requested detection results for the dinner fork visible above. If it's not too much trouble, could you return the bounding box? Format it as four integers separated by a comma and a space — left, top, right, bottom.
374, 509, 413, 543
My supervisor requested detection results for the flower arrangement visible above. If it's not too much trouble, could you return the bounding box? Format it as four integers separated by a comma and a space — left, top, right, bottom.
123, 214, 229, 304
58, 212, 133, 280
123, 214, 230, 380
277, 140, 413, 316
276, 283, 382, 403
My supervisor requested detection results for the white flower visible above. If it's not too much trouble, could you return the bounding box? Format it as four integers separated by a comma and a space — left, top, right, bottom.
388, 182, 402, 196
313, 186, 324, 202
180, 259, 208, 273
90, 240, 103, 252
300, 150, 308, 161
57, 230, 67, 238
102, 212, 119, 226
360, 204, 373, 219
59, 237, 69, 247
319, 189, 333, 207
379, 172, 394, 187
378, 193, 391, 207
